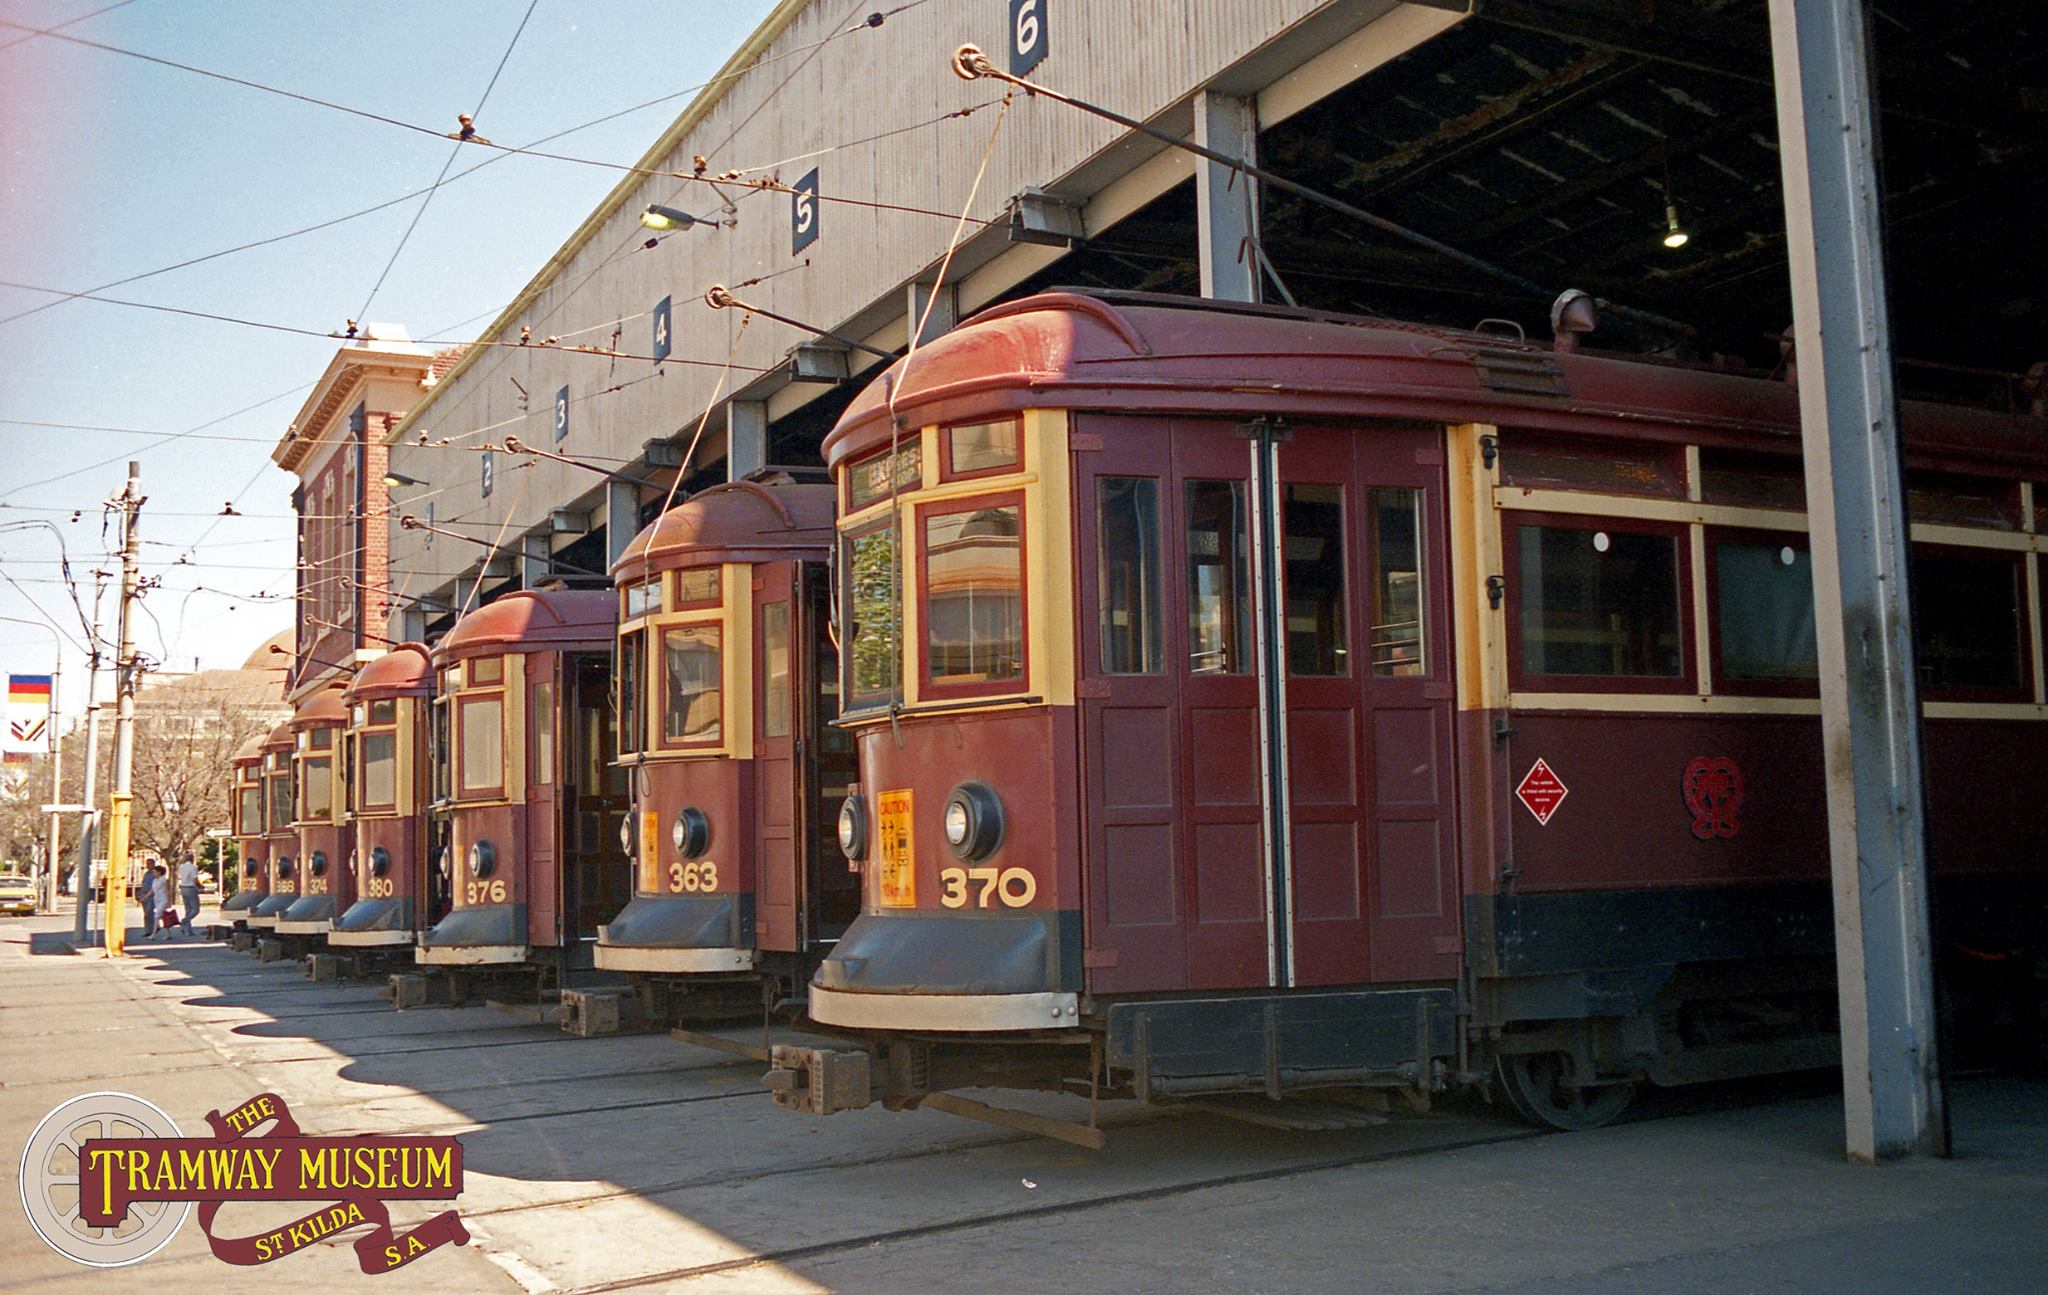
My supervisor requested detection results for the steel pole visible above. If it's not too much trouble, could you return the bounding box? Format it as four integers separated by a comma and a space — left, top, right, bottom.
1766, 0, 1946, 1160
72, 571, 107, 947
41, 659, 60, 913
103, 464, 143, 958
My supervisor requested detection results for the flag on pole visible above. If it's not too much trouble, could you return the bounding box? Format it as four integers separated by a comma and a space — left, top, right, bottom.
4, 675, 53, 793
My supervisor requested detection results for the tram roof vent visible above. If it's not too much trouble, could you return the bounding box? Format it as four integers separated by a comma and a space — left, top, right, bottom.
1468, 343, 1569, 398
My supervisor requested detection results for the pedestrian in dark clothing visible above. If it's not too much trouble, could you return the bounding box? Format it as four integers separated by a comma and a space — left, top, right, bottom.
178, 854, 200, 938
139, 861, 158, 938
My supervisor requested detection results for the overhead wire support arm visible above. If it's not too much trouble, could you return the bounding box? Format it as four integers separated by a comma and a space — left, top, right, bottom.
396, 514, 607, 579
703, 285, 896, 361
498, 436, 662, 490
947, 43, 1692, 340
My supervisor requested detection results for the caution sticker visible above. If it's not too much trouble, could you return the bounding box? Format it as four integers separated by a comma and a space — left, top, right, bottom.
876, 789, 915, 907
1515, 758, 1568, 826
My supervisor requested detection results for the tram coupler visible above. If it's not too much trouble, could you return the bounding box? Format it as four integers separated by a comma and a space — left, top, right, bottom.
765, 1044, 873, 1115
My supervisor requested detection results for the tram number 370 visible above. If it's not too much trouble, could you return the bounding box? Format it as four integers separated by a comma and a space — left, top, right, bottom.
938, 866, 1037, 909
670, 861, 719, 893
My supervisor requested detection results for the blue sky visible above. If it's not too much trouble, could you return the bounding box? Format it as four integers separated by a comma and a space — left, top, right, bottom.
0, 0, 779, 714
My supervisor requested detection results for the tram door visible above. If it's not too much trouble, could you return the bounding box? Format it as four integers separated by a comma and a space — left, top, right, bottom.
1077, 417, 1459, 995
561, 653, 631, 954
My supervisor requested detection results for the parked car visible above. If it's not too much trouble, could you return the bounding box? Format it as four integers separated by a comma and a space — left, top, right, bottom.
0, 875, 36, 916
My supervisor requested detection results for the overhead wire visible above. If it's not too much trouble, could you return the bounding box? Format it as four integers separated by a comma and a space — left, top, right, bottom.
0, 0, 138, 53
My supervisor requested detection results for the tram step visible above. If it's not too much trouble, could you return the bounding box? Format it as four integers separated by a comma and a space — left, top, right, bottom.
486, 998, 571, 1026
560, 988, 643, 1037
256, 938, 286, 963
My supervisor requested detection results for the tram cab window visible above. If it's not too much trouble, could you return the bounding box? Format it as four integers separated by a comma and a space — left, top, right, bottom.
922, 498, 1024, 689
1283, 484, 1348, 675
1369, 488, 1425, 676
844, 523, 901, 708
1097, 477, 1163, 674
267, 770, 293, 832
617, 630, 645, 756
662, 625, 723, 745
458, 695, 505, 795
1912, 549, 2025, 694
1516, 522, 1684, 681
360, 731, 397, 810
238, 784, 263, 836
1187, 481, 1251, 675
762, 602, 791, 739
1712, 538, 1818, 683
531, 681, 554, 783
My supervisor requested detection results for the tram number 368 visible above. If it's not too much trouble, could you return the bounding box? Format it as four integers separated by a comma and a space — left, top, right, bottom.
670, 861, 719, 893
939, 866, 1036, 909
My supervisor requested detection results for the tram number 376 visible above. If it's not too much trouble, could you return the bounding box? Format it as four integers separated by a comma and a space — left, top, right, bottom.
938, 866, 1037, 909
465, 879, 507, 905
670, 861, 719, 893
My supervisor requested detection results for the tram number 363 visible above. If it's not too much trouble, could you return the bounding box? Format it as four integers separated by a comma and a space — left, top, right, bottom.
670, 861, 719, 893
939, 866, 1037, 909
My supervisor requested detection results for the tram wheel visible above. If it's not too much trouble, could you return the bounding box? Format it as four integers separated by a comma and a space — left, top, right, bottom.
1495, 1051, 1633, 1131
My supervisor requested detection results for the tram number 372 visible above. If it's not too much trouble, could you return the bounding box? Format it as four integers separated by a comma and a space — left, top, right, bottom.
938, 866, 1037, 909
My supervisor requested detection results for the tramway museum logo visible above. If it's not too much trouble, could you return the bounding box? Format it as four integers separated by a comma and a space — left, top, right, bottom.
19, 1090, 467, 1272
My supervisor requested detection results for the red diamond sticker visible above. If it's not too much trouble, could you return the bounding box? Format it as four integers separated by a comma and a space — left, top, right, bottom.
1516, 758, 1568, 826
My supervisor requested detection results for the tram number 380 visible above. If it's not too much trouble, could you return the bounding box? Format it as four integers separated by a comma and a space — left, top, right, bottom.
938, 866, 1036, 909
670, 861, 719, 893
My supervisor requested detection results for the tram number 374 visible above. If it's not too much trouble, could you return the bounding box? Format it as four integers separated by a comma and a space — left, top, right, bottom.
670, 861, 719, 893
938, 866, 1037, 909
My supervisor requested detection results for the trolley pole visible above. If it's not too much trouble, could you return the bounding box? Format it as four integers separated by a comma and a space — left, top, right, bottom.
1768, 0, 1946, 1160
41, 658, 60, 913
72, 570, 107, 948
103, 463, 144, 958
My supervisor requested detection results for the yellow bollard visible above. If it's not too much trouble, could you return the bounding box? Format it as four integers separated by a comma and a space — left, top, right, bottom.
104, 791, 130, 957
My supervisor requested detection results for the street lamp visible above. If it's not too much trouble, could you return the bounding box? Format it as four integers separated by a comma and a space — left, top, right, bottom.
382, 471, 428, 488
639, 204, 699, 232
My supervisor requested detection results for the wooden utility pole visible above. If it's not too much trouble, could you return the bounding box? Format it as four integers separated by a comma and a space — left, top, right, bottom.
103, 464, 144, 957
71, 569, 107, 947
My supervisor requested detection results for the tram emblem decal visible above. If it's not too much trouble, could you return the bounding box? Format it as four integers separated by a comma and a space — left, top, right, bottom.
1682, 756, 1744, 840
21, 1090, 467, 1272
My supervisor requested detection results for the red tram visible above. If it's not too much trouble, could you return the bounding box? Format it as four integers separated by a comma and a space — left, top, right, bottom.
767, 291, 2048, 1135
276, 685, 353, 940
244, 721, 299, 933
220, 736, 270, 927
414, 589, 631, 985
599, 476, 858, 1017
331, 644, 436, 952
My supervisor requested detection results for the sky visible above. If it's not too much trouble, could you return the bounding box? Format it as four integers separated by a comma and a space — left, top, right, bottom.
0, 0, 782, 718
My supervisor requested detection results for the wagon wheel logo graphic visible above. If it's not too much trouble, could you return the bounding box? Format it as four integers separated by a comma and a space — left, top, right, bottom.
19, 1092, 191, 1266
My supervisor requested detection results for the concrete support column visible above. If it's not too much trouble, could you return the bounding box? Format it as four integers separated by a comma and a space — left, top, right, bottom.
727, 400, 769, 482
1767, 0, 1946, 1162
908, 279, 958, 348
606, 480, 639, 568
520, 534, 550, 588
1194, 91, 1260, 303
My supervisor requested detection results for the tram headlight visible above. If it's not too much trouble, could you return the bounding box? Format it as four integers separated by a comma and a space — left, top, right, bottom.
837, 794, 868, 863
672, 807, 711, 861
242, 856, 256, 876
468, 839, 497, 879
309, 850, 327, 878
619, 816, 636, 858
276, 856, 294, 880
370, 846, 391, 878
944, 783, 1004, 861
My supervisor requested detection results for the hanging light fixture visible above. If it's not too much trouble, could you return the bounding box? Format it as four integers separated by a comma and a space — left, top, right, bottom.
639, 204, 699, 232
1663, 202, 1690, 250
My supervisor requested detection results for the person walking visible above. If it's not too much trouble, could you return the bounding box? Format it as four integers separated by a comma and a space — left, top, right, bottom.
148, 865, 173, 941
177, 853, 200, 939
138, 858, 158, 939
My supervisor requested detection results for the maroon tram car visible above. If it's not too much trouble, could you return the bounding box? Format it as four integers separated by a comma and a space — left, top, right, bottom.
245, 721, 299, 933
599, 476, 858, 1017
767, 290, 2048, 1135
220, 736, 269, 927
277, 685, 353, 941
332, 644, 436, 953
415, 589, 631, 984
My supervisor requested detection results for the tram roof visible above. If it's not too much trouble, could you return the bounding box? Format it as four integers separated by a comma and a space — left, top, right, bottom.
346, 644, 433, 702
291, 684, 349, 730
612, 479, 835, 587
261, 721, 295, 752
232, 735, 265, 766
824, 292, 2048, 475
432, 588, 617, 664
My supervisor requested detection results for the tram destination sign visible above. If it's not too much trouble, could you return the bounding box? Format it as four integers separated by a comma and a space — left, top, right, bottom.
1515, 758, 1568, 826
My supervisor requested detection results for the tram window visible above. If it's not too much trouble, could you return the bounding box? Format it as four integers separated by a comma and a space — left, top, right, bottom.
675, 567, 720, 608
458, 696, 504, 795
845, 522, 901, 708
1369, 488, 1426, 676
360, 732, 397, 809
431, 700, 451, 801
1713, 538, 1818, 682
1097, 477, 1163, 674
1699, 449, 1806, 511
1499, 433, 1684, 498
1907, 471, 2020, 531
1283, 484, 1348, 675
1516, 523, 1684, 680
268, 773, 292, 831
470, 656, 503, 686
762, 602, 791, 738
1187, 481, 1251, 675
923, 499, 1025, 689
531, 681, 554, 783
302, 756, 333, 821
662, 625, 724, 745
618, 630, 645, 756
306, 728, 332, 750
369, 699, 395, 725
625, 579, 661, 619
1912, 549, 2024, 693
945, 420, 1020, 478
238, 786, 263, 836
